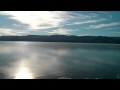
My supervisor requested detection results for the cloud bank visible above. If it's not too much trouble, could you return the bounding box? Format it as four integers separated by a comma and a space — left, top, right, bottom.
0, 11, 120, 36
0, 11, 69, 30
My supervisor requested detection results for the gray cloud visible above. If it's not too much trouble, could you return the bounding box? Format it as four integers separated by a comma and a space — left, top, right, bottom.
38, 23, 55, 29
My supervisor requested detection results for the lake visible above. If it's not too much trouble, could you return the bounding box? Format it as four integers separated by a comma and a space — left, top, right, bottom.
0, 41, 120, 79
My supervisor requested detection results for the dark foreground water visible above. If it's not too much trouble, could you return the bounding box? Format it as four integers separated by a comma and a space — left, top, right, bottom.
0, 41, 120, 79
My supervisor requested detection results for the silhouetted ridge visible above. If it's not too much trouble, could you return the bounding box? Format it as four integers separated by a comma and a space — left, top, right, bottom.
0, 35, 120, 44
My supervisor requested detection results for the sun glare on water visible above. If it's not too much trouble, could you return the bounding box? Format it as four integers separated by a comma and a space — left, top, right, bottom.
14, 67, 33, 79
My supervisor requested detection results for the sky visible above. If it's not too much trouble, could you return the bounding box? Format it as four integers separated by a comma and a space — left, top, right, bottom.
0, 11, 120, 37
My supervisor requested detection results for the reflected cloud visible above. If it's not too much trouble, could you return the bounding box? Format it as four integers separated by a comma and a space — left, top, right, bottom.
0, 42, 120, 79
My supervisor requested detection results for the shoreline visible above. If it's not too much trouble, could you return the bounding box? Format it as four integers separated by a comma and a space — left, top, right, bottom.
0, 40, 120, 45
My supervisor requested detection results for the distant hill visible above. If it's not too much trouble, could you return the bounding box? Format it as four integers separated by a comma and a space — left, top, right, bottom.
0, 35, 120, 44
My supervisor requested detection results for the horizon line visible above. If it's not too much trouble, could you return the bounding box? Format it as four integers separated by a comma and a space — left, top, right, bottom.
0, 35, 120, 37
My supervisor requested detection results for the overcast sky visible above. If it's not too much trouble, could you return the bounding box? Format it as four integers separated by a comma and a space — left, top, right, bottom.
0, 11, 120, 36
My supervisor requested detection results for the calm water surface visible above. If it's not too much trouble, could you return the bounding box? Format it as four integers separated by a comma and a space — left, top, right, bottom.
0, 41, 120, 79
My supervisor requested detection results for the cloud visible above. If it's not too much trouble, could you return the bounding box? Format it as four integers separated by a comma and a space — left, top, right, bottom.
99, 11, 108, 14
48, 28, 73, 35
0, 14, 30, 30
1, 11, 97, 31
99, 11, 112, 18
77, 34, 91, 36
90, 22, 120, 29
74, 29, 79, 30
67, 19, 107, 25
61, 12, 100, 24
111, 32, 120, 33
105, 27, 119, 30
81, 27, 91, 29
0, 28, 28, 36
13, 24, 21, 26
0, 11, 69, 30
109, 15, 112, 18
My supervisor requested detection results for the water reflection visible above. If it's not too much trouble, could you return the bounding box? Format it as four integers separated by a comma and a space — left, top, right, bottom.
13, 60, 33, 79
0, 41, 120, 79
14, 67, 33, 79
0, 42, 67, 79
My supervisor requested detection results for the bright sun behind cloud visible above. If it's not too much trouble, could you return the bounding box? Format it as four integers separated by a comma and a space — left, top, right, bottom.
0, 11, 120, 36
0, 11, 68, 30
